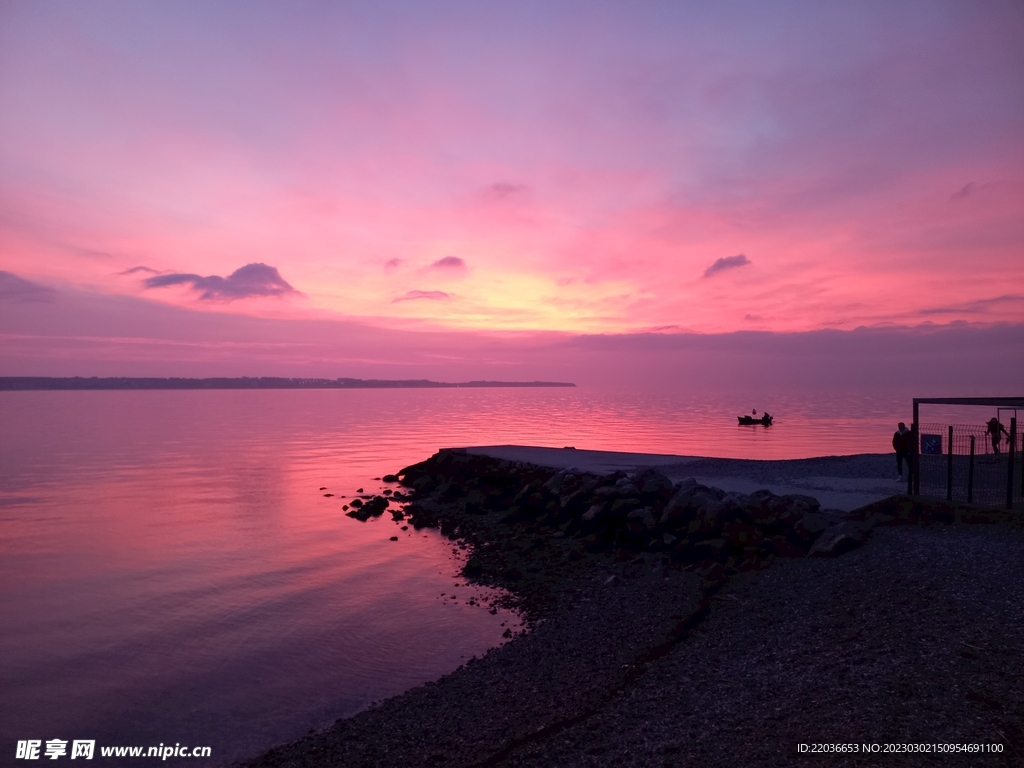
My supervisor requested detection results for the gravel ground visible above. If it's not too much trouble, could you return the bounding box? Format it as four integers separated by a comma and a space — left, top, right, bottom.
243, 521, 1024, 768
502, 524, 1024, 768
242, 558, 706, 768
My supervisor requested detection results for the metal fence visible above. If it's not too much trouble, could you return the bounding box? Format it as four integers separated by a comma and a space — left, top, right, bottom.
917, 421, 1023, 507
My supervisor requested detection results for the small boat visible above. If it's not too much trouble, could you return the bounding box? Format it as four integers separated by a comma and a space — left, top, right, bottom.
738, 414, 773, 426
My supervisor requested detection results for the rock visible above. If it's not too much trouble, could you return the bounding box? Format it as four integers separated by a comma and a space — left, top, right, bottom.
632, 468, 674, 499
663, 532, 677, 546
794, 512, 830, 542
582, 504, 604, 522
323, 493, 334, 497
382, 474, 399, 482
721, 521, 763, 549
463, 558, 484, 577
769, 534, 805, 558
808, 522, 869, 557
613, 478, 640, 496
692, 538, 728, 560
610, 498, 642, 517
349, 498, 364, 508
363, 496, 389, 515
504, 567, 522, 581
687, 497, 734, 536
389, 536, 398, 541
542, 471, 570, 495
775, 494, 821, 525
626, 507, 657, 533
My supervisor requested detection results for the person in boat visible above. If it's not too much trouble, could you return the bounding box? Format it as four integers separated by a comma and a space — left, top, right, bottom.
986, 417, 1008, 454
892, 422, 913, 479
761, 411, 772, 424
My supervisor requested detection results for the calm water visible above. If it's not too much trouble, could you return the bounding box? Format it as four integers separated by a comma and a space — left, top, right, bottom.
1, 387, 907, 763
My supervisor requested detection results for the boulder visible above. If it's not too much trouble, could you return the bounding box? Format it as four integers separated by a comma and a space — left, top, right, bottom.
626, 507, 657, 533
688, 497, 734, 536
776, 494, 821, 525
742, 489, 784, 526
721, 521, 764, 549
658, 484, 709, 527
692, 537, 728, 560
769, 534, 805, 558
346, 496, 389, 521
632, 469, 675, 499
794, 512, 830, 542
610, 498, 642, 517
808, 522, 869, 557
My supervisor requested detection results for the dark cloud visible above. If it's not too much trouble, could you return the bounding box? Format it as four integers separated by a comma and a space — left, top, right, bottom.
393, 290, 451, 302
918, 294, 1024, 316
486, 182, 527, 199
703, 253, 751, 278
952, 182, 976, 199
431, 256, 466, 270
0, 271, 57, 302
143, 263, 299, 301
119, 266, 160, 275
384, 258, 402, 271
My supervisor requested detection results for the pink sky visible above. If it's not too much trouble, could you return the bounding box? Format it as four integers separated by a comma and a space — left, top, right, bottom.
1, 1, 1022, 383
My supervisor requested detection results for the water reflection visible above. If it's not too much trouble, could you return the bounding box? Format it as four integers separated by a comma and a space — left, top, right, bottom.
0, 387, 906, 762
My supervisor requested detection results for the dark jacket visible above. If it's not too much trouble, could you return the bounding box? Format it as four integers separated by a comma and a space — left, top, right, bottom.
893, 429, 913, 451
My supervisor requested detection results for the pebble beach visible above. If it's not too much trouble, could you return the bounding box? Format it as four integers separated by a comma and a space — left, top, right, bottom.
241, 449, 1024, 768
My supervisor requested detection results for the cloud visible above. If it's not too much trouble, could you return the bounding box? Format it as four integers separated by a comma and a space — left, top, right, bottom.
485, 182, 527, 199
0, 271, 58, 302
703, 254, 751, 278
952, 182, 976, 199
119, 266, 160, 275
143, 263, 299, 301
431, 256, 467, 270
384, 258, 402, 271
393, 290, 451, 302
918, 294, 1024, 316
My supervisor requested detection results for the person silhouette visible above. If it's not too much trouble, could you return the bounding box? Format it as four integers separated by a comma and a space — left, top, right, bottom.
892, 422, 913, 479
986, 417, 1008, 454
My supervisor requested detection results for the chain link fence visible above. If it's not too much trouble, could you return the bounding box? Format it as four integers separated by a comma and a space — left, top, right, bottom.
917, 421, 1022, 507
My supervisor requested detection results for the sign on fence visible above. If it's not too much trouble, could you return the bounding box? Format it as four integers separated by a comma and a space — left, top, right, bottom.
921, 434, 943, 455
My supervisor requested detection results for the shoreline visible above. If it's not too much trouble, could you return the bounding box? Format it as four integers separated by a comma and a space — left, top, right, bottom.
242, 449, 1024, 767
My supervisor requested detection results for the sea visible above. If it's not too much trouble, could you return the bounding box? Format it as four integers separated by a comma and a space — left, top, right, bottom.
1, 386, 911, 763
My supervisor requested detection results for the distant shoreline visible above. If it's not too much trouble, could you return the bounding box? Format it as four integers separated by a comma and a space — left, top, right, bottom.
0, 377, 577, 391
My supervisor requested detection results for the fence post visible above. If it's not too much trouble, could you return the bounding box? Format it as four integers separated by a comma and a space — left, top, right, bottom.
947, 425, 954, 501
1008, 417, 1017, 510
968, 435, 975, 504
912, 400, 920, 496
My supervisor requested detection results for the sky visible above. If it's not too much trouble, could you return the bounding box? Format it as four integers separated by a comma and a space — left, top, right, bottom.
1, 1, 1022, 387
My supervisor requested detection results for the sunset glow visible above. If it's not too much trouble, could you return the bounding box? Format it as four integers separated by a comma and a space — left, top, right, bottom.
1, 1, 1022, 377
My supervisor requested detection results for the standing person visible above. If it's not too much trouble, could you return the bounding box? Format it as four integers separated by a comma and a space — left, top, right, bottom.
986, 417, 1008, 454
892, 422, 913, 480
